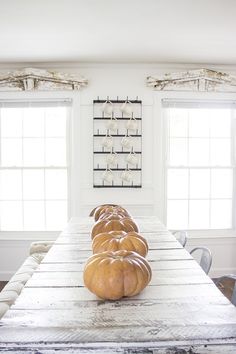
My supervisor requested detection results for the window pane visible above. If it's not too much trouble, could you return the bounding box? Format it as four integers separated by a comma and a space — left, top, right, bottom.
45, 107, 67, 137
23, 138, 44, 166
24, 201, 45, 230
45, 138, 66, 166
23, 170, 44, 200
0, 103, 68, 232
46, 201, 67, 230
167, 200, 188, 229
189, 109, 210, 137
189, 169, 210, 199
189, 138, 209, 166
1, 108, 23, 137
211, 169, 233, 198
211, 200, 232, 229
1, 138, 22, 166
167, 169, 188, 199
210, 138, 231, 166
0, 170, 22, 200
166, 105, 233, 231
23, 107, 44, 137
45, 170, 67, 199
169, 108, 188, 137
189, 200, 210, 229
168, 138, 188, 166
0, 201, 23, 230
210, 109, 231, 137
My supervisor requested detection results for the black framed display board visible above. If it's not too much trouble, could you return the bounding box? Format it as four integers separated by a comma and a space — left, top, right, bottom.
93, 97, 142, 188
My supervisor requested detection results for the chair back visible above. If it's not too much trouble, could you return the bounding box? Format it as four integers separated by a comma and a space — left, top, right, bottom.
173, 231, 187, 247
190, 247, 212, 274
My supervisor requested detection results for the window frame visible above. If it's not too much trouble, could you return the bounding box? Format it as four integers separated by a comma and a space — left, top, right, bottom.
153, 91, 236, 238
0, 90, 80, 240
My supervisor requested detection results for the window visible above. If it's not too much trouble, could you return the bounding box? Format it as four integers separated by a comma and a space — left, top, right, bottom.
0, 101, 71, 231
164, 100, 235, 230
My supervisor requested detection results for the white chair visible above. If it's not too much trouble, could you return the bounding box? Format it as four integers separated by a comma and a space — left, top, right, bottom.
172, 230, 187, 247
190, 246, 212, 274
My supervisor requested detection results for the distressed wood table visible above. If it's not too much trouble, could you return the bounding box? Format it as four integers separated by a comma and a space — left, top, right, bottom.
0, 216, 236, 353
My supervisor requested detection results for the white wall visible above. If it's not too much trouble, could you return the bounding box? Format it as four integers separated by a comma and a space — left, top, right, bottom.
0, 62, 236, 280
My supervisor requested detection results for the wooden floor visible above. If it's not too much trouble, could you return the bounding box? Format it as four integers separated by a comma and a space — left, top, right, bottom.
0, 281, 7, 292
215, 278, 235, 303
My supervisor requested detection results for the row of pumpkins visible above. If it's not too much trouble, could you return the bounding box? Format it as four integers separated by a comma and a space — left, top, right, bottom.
83, 204, 152, 300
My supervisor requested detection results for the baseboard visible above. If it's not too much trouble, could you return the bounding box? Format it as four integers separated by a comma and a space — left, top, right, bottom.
0, 271, 14, 281
209, 268, 236, 278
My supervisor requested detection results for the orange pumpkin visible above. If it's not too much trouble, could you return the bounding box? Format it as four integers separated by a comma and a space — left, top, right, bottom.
94, 205, 130, 221
92, 231, 148, 257
83, 250, 152, 300
91, 218, 139, 239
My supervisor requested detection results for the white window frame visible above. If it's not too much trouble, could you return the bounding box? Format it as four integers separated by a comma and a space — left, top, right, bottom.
153, 91, 236, 239
0, 90, 80, 240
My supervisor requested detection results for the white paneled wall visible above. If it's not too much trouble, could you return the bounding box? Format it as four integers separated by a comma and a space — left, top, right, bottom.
0, 240, 32, 280
0, 63, 236, 279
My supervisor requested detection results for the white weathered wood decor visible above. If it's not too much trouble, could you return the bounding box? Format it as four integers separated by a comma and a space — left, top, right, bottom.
0, 216, 236, 353
0, 67, 88, 91
147, 68, 236, 92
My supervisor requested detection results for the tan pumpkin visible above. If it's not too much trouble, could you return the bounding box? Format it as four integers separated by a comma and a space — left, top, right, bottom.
89, 204, 118, 217
91, 218, 139, 239
94, 205, 130, 221
83, 250, 152, 300
92, 231, 148, 257
98, 211, 127, 221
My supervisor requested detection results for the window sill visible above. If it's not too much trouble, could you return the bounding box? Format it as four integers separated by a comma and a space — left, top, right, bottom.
0, 231, 60, 241
180, 229, 236, 239
1, 229, 235, 241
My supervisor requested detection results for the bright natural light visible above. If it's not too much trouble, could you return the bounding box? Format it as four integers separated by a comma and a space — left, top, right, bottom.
166, 105, 234, 230
0, 103, 69, 231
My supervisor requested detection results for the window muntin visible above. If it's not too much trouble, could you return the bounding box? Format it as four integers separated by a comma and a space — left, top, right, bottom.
165, 103, 234, 230
0, 102, 70, 231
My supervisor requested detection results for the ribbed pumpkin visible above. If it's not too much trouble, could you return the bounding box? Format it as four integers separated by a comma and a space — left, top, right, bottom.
89, 204, 118, 217
94, 205, 130, 221
92, 231, 148, 257
91, 218, 139, 239
98, 211, 127, 221
83, 250, 152, 300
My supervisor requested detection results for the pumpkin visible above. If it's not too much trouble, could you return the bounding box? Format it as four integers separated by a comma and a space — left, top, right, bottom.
89, 204, 118, 217
91, 218, 139, 239
98, 211, 127, 221
92, 231, 148, 257
83, 250, 152, 300
94, 205, 130, 221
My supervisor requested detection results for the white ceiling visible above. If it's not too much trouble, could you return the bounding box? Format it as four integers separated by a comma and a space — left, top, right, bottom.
0, 0, 236, 64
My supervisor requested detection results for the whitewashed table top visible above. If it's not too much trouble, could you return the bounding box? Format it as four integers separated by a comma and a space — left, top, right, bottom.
0, 216, 236, 354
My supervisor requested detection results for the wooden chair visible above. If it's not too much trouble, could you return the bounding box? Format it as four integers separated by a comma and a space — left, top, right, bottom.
190, 246, 212, 274
213, 275, 236, 306
172, 230, 187, 247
